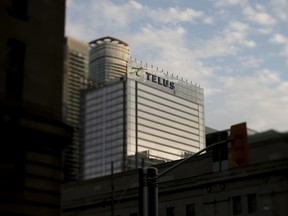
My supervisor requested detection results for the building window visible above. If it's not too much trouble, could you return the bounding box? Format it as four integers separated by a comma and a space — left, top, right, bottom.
247, 194, 257, 213
7, 0, 28, 20
186, 204, 196, 216
166, 207, 175, 216
6, 38, 26, 101
232, 196, 242, 215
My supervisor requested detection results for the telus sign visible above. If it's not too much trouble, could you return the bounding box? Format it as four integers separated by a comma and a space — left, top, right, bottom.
133, 67, 175, 90
145, 72, 175, 90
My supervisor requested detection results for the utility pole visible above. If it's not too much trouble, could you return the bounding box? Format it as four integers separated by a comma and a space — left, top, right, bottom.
111, 162, 114, 216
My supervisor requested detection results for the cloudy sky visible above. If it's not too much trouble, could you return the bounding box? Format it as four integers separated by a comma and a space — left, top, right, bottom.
66, 0, 288, 132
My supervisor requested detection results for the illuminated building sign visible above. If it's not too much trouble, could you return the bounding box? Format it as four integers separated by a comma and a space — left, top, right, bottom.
132, 67, 175, 90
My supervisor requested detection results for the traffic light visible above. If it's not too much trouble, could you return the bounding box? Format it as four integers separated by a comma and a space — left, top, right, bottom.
230, 122, 249, 168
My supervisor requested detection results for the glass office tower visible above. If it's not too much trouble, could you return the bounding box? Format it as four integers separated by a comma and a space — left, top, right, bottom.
89, 36, 129, 83
83, 60, 205, 179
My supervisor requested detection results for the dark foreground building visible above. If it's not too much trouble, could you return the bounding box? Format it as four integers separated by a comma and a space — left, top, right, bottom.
0, 0, 72, 215
62, 130, 288, 216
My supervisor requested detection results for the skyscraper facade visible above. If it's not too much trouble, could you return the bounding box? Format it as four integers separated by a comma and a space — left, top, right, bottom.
82, 58, 205, 179
63, 37, 89, 181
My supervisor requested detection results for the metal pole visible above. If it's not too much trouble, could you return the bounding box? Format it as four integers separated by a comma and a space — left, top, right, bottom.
139, 167, 158, 216
111, 162, 114, 216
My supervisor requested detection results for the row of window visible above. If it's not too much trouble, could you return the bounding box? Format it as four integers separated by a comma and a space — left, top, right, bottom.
113, 194, 257, 216
84, 149, 123, 162
138, 83, 200, 111
84, 153, 122, 168
85, 130, 123, 141
85, 131, 124, 146
137, 102, 200, 126
165, 195, 256, 216
85, 83, 123, 101
85, 108, 124, 123
137, 113, 200, 136
137, 125, 199, 146
90, 47, 128, 61
137, 134, 199, 153
85, 94, 123, 110
84, 131, 122, 142
87, 110, 123, 124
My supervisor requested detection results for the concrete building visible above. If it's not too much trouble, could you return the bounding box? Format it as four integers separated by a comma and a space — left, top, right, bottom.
0, 1, 72, 215
62, 130, 288, 216
0, 0, 65, 119
63, 36, 89, 182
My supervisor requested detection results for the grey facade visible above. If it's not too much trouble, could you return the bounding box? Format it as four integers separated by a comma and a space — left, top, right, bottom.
63, 36, 89, 181
62, 130, 288, 216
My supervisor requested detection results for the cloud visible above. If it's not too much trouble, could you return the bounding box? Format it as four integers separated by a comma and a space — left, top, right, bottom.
215, 0, 247, 7
129, 0, 143, 9
65, 0, 146, 40
90, 0, 146, 29
203, 16, 214, 24
269, 34, 288, 59
128, 24, 212, 78
207, 69, 288, 131
189, 21, 254, 59
149, 7, 204, 24
243, 40, 256, 48
270, 0, 288, 21
65, 0, 211, 41
243, 5, 277, 25
126, 23, 222, 99
270, 34, 288, 44
238, 56, 264, 68
128, 19, 257, 99
257, 27, 273, 35
129, 24, 186, 54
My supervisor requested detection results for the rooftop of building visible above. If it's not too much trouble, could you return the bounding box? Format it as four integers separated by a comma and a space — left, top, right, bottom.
89, 36, 129, 47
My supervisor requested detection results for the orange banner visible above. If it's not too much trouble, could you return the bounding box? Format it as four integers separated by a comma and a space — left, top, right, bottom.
230, 122, 249, 168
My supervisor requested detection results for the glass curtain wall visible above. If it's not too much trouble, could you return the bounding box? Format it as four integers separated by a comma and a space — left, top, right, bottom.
127, 79, 204, 169
83, 81, 125, 179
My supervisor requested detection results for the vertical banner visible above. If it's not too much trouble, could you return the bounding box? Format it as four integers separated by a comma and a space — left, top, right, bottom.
230, 122, 249, 168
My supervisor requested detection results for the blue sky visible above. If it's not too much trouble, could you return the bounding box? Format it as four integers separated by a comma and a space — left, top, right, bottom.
66, 0, 288, 132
